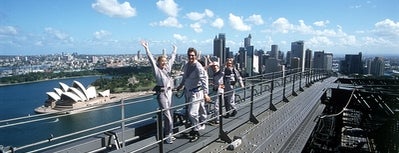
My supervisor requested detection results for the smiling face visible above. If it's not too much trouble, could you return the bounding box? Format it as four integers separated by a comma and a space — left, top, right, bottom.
187, 48, 197, 64
226, 59, 233, 68
211, 64, 219, 72
157, 56, 167, 69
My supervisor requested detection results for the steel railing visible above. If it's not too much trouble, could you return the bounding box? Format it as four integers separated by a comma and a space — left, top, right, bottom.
0, 68, 331, 153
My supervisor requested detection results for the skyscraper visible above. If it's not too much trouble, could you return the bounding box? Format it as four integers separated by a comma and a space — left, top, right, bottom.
370, 57, 384, 76
341, 52, 363, 75
271, 44, 278, 59
305, 49, 312, 69
314, 51, 324, 70
291, 41, 305, 71
314, 51, 333, 72
244, 34, 251, 48
213, 33, 226, 65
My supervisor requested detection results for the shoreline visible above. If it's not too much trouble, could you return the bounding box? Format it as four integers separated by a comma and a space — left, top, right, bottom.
109, 91, 154, 101
34, 91, 155, 114
0, 75, 105, 87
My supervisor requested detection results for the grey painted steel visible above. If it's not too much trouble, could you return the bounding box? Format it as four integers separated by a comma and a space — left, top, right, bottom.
0, 69, 331, 153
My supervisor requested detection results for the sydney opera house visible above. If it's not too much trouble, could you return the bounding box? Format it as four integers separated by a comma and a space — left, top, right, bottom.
34, 81, 110, 114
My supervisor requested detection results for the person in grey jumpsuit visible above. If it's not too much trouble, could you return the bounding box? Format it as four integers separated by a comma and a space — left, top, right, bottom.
176, 47, 211, 142
223, 58, 244, 118
141, 41, 177, 144
208, 61, 224, 124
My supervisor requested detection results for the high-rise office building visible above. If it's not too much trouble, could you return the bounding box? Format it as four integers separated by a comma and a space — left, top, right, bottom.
213, 33, 226, 65
340, 52, 363, 75
291, 41, 305, 72
305, 49, 312, 69
271, 45, 278, 59
238, 47, 247, 70
370, 57, 384, 76
291, 57, 301, 70
314, 51, 333, 72
325, 53, 333, 71
286, 51, 291, 66
244, 34, 251, 48
314, 51, 324, 69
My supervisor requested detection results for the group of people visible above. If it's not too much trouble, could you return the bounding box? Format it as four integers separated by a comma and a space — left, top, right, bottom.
141, 41, 244, 144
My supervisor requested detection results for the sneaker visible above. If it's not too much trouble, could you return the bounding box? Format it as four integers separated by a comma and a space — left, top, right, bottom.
198, 124, 206, 130
223, 113, 230, 118
209, 120, 219, 126
165, 138, 174, 144
189, 131, 200, 142
230, 110, 237, 117
165, 134, 176, 144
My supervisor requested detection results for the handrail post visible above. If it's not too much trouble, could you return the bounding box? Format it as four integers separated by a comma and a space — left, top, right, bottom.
121, 99, 125, 149
299, 70, 304, 91
292, 72, 298, 96
305, 68, 311, 87
218, 94, 232, 143
249, 85, 259, 123
283, 69, 289, 102
157, 108, 164, 153
269, 73, 277, 111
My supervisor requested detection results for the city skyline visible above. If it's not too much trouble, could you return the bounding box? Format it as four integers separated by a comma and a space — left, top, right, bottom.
1, 0, 398, 56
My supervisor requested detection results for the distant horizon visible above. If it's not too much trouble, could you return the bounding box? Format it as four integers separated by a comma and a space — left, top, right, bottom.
1, 0, 398, 56
1, 52, 398, 59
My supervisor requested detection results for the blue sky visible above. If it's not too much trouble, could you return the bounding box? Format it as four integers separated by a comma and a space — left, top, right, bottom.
0, 0, 398, 56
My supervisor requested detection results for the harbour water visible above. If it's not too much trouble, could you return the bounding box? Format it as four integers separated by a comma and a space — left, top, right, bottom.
0, 76, 169, 149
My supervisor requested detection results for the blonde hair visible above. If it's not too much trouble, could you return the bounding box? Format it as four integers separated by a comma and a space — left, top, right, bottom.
157, 55, 167, 62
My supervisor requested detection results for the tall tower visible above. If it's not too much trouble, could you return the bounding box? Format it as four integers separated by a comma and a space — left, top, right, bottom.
291, 41, 305, 71
305, 49, 312, 70
271, 44, 278, 59
370, 57, 384, 76
341, 52, 363, 75
244, 34, 256, 76
213, 33, 226, 65
313, 51, 325, 69
244, 34, 251, 48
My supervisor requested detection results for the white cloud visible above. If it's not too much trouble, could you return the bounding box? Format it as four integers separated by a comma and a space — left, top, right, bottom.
229, 13, 251, 31
308, 36, 334, 47
190, 22, 203, 33
295, 20, 313, 34
373, 19, 399, 39
313, 20, 330, 27
173, 34, 187, 41
0, 26, 18, 35
186, 9, 214, 21
246, 14, 264, 25
44, 27, 73, 42
271, 17, 293, 33
186, 12, 205, 21
156, 0, 179, 17
159, 17, 183, 28
94, 30, 112, 40
204, 9, 214, 18
350, 5, 362, 9
339, 35, 357, 46
211, 18, 224, 29
314, 29, 337, 37
92, 0, 136, 18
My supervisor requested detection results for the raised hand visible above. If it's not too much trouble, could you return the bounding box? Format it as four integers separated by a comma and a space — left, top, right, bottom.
141, 40, 149, 50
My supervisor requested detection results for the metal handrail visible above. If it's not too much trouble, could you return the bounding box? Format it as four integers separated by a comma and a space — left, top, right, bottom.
0, 68, 330, 153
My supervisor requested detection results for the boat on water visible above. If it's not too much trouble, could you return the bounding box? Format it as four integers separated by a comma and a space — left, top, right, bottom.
34, 80, 111, 114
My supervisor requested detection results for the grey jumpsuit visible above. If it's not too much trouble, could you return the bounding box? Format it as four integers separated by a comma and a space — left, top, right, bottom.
145, 48, 176, 137
211, 69, 224, 121
223, 67, 243, 113
180, 61, 209, 131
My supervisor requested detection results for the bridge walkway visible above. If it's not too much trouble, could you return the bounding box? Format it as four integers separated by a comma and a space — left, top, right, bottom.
136, 77, 337, 153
